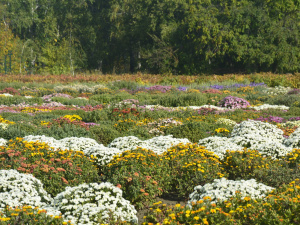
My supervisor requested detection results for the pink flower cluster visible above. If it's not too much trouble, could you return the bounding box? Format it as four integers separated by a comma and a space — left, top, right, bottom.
218, 96, 250, 109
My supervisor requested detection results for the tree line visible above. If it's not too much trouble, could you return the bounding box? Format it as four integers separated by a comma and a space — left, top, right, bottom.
0, 0, 299, 75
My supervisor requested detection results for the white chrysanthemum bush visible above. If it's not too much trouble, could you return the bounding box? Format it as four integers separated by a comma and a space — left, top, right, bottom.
52, 182, 138, 225
187, 178, 274, 206
0, 170, 53, 209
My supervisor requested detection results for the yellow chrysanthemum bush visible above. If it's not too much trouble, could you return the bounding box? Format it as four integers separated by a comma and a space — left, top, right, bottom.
221, 149, 300, 188
143, 179, 300, 225
0, 206, 72, 225
162, 143, 228, 198
101, 148, 170, 209
0, 138, 99, 197
221, 149, 276, 180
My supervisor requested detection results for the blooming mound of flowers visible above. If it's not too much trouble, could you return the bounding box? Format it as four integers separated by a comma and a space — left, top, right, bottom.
230, 120, 284, 148
108, 135, 190, 155
218, 96, 250, 109
198, 137, 244, 159
216, 118, 237, 127
0, 170, 53, 209
187, 178, 274, 206
198, 120, 294, 159
0, 138, 7, 146
83, 144, 123, 167
249, 104, 289, 111
52, 182, 138, 224
23, 135, 99, 151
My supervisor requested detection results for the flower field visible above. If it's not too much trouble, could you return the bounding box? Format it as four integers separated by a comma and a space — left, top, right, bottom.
0, 73, 299, 225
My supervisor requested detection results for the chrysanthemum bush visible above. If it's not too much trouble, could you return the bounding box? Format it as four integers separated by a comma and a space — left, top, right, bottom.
0, 170, 53, 209
221, 149, 279, 180
221, 149, 300, 188
230, 120, 285, 149
0, 138, 99, 196
0, 205, 71, 225
23, 135, 100, 151
101, 148, 169, 209
52, 182, 138, 225
162, 143, 228, 198
218, 96, 250, 109
187, 178, 274, 206
215, 118, 237, 127
142, 179, 300, 225
198, 137, 244, 159
108, 135, 190, 155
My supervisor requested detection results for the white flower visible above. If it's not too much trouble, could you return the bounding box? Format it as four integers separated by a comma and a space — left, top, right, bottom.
109, 135, 190, 155
0, 169, 53, 210
283, 127, 300, 148
52, 182, 138, 224
249, 104, 289, 111
187, 178, 274, 207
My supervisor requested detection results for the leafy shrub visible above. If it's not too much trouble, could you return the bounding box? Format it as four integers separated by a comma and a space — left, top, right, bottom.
221, 149, 276, 180
158, 93, 207, 107
51, 97, 89, 107
162, 143, 227, 198
37, 124, 91, 139
0, 123, 37, 140
166, 122, 226, 143
108, 80, 139, 90
90, 92, 133, 104
266, 95, 300, 107
82, 109, 109, 123
0, 138, 99, 197
0, 96, 42, 106
253, 160, 300, 188
101, 148, 169, 209
90, 125, 120, 146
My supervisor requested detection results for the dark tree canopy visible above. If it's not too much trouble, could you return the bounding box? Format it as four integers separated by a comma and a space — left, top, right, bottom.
0, 0, 299, 74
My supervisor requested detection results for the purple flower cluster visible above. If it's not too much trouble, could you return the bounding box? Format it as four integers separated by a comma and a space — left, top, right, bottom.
254, 116, 286, 123
42, 93, 73, 102
289, 117, 300, 121
218, 96, 250, 109
210, 82, 266, 90
177, 86, 188, 91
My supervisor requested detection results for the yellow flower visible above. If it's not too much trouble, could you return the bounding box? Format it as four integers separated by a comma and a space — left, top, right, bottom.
194, 216, 200, 220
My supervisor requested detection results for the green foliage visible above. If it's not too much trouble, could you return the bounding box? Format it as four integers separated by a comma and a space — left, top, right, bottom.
267, 95, 300, 107
162, 143, 227, 198
3, 0, 299, 74
0, 123, 37, 140
82, 109, 109, 123
51, 97, 89, 107
221, 149, 277, 180
0, 96, 42, 105
107, 80, 139, 90
158, 93, 208, 107
37, 124, 90, 140
90, 125, 120, 146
